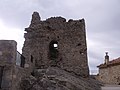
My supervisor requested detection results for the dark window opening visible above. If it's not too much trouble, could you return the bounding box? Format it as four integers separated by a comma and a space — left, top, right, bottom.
49, 40, 59, 60
31, 71, 35, 76
57, 36, 59, 38
31, 55, 33, 63
20, 55, 25, 68
77, 43, 81, 46
0, 66, 4, 89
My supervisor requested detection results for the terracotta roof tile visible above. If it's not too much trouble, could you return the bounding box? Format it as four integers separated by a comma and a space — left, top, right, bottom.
97, 57, 120, 68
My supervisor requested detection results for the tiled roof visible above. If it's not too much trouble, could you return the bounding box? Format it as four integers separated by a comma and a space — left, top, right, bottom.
97, 57, 120, 69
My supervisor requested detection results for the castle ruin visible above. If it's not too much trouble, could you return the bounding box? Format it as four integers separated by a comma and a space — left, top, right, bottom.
22, 12, 89, 77
0, 12, 102, 90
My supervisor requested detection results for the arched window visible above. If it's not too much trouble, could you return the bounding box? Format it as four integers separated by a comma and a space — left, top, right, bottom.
49, 40, 58, 60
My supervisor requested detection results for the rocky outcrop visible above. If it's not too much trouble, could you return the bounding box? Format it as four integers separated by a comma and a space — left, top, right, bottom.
19, 67, 102, 90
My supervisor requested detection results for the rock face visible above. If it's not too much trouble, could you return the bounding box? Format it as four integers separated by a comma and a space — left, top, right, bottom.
22, 12, 89, 77
19, 67, 101, 90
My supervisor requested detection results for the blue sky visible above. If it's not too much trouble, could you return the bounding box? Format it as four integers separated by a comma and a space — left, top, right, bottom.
0, 0, 120, 74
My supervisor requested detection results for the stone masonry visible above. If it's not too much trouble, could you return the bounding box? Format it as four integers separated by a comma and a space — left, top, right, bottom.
0, 40, 17, 90
97, 53, 120, 85
98, 65, 120, 85
0, 40, 27, 90
22, 12, 89, 77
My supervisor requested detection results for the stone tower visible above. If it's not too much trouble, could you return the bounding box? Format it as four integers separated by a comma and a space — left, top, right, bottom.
22, 12, 89, 77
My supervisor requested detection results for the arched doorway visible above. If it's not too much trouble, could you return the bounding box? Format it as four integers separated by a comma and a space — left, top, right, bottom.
49, 40, 59, 60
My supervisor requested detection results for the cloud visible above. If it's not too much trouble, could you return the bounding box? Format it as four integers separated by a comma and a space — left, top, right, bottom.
0, 19, 24, 53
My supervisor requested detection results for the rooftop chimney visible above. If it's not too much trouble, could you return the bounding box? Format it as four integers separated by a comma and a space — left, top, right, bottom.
105, 52, 109, 64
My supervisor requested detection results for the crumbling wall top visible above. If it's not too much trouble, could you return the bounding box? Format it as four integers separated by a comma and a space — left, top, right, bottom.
31, 12, 41, 24
46, 17, 66, 23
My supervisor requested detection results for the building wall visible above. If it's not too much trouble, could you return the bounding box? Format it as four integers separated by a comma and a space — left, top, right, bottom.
98, 65, 120, 85
0, 40, 26, 90
22, 12, 89, 77
0, 40, 17, 90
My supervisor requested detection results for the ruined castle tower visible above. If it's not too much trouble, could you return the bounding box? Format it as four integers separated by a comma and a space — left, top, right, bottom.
22, 12, 89, 77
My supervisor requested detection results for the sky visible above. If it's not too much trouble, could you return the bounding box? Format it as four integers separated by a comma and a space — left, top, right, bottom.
0, 0, 120, 74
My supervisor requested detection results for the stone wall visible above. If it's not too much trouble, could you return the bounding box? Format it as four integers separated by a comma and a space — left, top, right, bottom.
22, 12, 89, 77
0, 40, 16, 90
98, 65, 120, 85
0, 40, 26, 90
